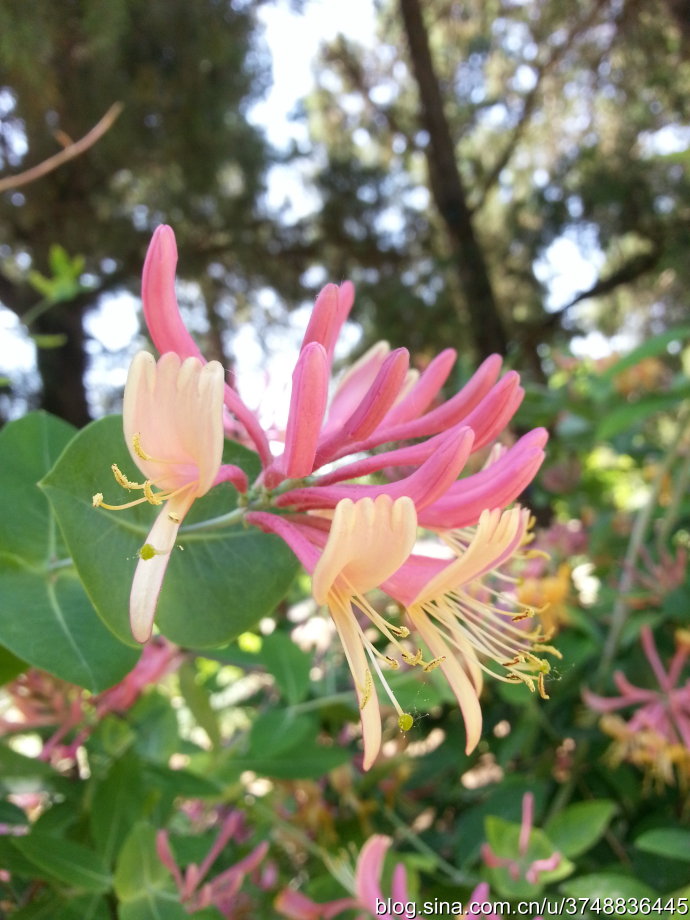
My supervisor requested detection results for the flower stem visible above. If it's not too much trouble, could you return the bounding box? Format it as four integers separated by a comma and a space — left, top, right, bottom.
596, 402, 690, 685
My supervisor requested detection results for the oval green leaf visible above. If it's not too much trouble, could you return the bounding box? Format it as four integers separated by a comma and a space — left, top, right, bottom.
41, 415, 299, 647
0, 413, 138, 690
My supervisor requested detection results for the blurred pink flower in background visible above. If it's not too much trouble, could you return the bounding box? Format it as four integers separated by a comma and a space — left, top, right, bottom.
0, 639, 182, 765
276, 833, 544, 920
157, 809, 269, 917
481, 791, 561, 885
584, 626, 690, 787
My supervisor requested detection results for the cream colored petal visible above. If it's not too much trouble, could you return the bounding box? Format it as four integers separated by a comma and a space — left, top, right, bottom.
411, 608, 482, 754
122, 352, 224, 496
330, 598, 382, 771
129, 494, 192, 643
192, 360, 225, 494
412, 508, 528, 606
313, 496, 417, 603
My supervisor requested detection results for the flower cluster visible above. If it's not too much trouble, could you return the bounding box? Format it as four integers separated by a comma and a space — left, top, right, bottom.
93, 225, 554, 769
0, 639, 182, 765
157, 809, 271, 916
584, 626, 690, 788
481, 792, 561, 885
275, 833, 544, 920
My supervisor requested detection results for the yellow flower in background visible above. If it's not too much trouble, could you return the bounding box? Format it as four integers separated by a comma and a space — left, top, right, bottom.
516, 563, 572, 635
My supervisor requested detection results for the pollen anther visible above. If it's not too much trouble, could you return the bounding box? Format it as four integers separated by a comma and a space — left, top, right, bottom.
423, 656, 445, 672
132, 432, 155, 461
359, 670, 373, 710
389, 624, 410, 638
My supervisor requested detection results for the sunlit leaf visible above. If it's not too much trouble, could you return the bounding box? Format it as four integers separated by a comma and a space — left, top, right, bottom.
42, 415, 299, 647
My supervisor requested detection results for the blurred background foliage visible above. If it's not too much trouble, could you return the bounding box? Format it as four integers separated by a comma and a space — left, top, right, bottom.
2, 1, 690, 917
1, 0, 689, 424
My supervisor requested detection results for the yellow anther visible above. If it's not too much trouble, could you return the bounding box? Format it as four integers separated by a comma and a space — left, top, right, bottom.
92, 492, 104, 507
523, 548, 550, 560
168, 511, 180, 523
398, 712, 414, 732
111, 464, 143, 490
359, 670, 373, 710
143, 480, 164, 505
132, 432, 155, 461
423, 656, 446, 673
534, 643, 561, 659
389, 624, 410, 638
385, 656, 400, 670
538, 672, 549, 700
401, 648, 423, 667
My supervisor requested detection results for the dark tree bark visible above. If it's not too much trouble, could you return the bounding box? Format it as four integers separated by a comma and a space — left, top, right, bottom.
34, 302, 91, 428
398, 0, 509, 359
0, 271, 110, 428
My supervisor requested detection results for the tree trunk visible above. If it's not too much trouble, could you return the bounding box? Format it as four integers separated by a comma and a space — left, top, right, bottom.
34, 302, 91, 428
398, 0, 509, 358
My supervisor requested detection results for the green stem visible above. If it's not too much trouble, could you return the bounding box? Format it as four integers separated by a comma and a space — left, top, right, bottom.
656, 435, 690, 551
179, 506, 247, 533
383, 805, 476, 886
596, 402, 690, 685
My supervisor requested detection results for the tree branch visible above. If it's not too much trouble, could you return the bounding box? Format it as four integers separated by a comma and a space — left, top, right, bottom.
0, 102, 123, 193
398, 0, 508, 358
472, 0, 613, 212
552, 246, 662, 315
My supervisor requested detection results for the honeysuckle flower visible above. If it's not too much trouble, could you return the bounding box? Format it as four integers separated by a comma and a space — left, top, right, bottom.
0, 639, 183, 764
275, 834, 406, 920
480, 792, 561, 885
92, 351, 247, 642
130, 225, 552, 764
584, 626, 690, 788
157, 810, 269, 916
276, 835, 544, 920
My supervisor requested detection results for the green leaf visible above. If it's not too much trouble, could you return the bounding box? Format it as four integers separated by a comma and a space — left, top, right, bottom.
259, 631, 313, 705
635, 828, 690, 863
221, 739, 351, 780
600, 325, 690, 381
0, 643, 27, 684
484, 815, 574, 898
0, 411, 75, 564
0, 413, 138, 690
0, 569, 139, 692
0, 893, 108, 920
119, 901, 189, 920
42, 415, 299, 647
177, 660, 221, 748
114, 822, 188, 920
90, 755, 153, 865
545, 799, 617, 858
13, 833, 112, 893
560, 873, 657, 905
129, 694, 180, 763
0, 744, 61, 795
595, 386, 690, 441
247, 710, 318, 756
143, 762, 221, 798
0, 799, 29, 826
